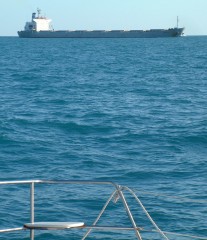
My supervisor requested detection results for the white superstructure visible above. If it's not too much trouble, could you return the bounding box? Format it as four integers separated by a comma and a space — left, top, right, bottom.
24, 9, 52, 32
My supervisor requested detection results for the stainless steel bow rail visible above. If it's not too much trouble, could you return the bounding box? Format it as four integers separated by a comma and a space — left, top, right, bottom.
0, 180, 169, 240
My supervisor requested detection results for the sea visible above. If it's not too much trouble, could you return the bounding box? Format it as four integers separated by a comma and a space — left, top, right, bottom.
0, 36, 206, 240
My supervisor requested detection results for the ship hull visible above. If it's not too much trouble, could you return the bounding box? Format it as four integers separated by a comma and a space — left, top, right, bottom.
18, 28, 184, 38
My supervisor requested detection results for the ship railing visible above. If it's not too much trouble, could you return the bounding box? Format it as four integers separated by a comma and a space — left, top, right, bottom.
0, 179, 169, 240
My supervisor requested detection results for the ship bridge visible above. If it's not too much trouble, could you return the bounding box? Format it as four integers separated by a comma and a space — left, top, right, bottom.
24, 9, 52, 32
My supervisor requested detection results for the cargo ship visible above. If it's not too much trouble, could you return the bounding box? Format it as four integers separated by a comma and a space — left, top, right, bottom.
18, 9, 184, 38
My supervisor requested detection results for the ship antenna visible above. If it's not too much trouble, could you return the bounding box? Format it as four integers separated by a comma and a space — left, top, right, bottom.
177, 16, 179, 29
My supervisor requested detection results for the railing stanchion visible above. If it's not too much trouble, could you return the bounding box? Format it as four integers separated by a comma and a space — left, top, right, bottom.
30, 182, 35, 240
118, 188, 142, 240
82, 190, 117, 240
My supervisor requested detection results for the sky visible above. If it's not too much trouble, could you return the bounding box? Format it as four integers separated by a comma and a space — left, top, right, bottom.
0, 0, 207, 36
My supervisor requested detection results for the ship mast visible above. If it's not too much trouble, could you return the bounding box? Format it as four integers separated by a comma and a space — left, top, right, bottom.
37, 8, 41, 18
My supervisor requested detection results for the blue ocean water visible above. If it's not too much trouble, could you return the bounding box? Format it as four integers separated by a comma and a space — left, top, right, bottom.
0, 36, 207, 240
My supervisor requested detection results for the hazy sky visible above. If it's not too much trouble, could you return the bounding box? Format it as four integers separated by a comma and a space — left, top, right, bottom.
0, 0, 207, 36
